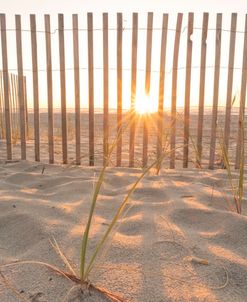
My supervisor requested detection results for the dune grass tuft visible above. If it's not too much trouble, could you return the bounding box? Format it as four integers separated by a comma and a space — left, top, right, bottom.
219, 131, 245, 214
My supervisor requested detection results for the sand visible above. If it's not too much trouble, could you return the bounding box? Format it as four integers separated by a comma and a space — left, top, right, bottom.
0, 160, 247, 301
0, 110, 242, 167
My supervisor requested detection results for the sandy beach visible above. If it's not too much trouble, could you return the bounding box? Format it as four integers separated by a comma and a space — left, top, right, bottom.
1, 0, 247, 299
0, 110, 242, 168
0, 160, 247, 301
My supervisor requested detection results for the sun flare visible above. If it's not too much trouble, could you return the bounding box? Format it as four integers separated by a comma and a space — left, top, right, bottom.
134, 94, 157, 115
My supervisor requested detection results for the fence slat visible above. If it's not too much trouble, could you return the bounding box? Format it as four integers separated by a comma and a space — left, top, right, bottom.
15, 15, 26, 160
103, 13, 109, 165
87, 13, 94, 166
23, 76, 29, 139
116, 13, 123, 167
235, 14, 247, 169
157, 14, 168, 161
10, 74, 17, 139
143, 12, 153, 167
0, 72, 4, 139
13, 74, 19, 139
170, 13, 183, 169
8, 74, 13, 140
0, 14, 12, 159
223, 13, 237, 153
0, 72, 6, 139
45, 14, 54, 164
72, 14, 81, 165
209, 14, 222, 169
129, 13, 138, 167
183, 13, 194, 168
197, 13, 209, 166
58, 14, 68, 164
30, 14, 40, 162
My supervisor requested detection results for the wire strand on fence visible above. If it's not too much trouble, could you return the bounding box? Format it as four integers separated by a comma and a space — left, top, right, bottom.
5, 65, 245, 75
3, 26, 247, 34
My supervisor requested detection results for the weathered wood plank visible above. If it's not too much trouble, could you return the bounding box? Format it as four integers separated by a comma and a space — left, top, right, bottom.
183, 13, 194, 168
73, 14, 81, 165
103, 13, 109, 165
209, 14, 222, 169
45, 14, 54, 164
14, 74, 20, 136
117, 13, 123, 167
30, 14, 40, 162
143, 12, 153, 168
58, 14, 68, 164
0, 72, 6, 139
170, 13, 183, 169
8, 74, 13, 140
157, 14, 168, 161
223, 13, 237, 153
87, 13, 94, 166
129, 13, 138, 167
235, 14, 247, 169
10, 74, 17, 138
197, 12, 209, 166
0, 14, 12, 159
15, 15, 26, 160
23, 76, 29, 139
0, 72, 5, 139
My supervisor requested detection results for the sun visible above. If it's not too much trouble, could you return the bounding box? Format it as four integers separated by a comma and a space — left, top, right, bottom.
134, 93, 157, 115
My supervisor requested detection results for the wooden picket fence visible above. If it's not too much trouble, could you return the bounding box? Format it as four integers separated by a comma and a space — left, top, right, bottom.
0, 71, 28, 143
0, 13, 247, 169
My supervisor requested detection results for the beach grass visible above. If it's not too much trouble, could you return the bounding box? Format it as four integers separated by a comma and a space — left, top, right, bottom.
1, 111, 172, 301
219, 124, 245, 214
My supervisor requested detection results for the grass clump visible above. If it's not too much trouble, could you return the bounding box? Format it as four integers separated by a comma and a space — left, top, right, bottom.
219, 126, 245, 214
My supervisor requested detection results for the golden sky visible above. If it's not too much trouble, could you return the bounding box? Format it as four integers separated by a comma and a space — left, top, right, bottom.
2, 0, 246, 14
1, 0, 246, 111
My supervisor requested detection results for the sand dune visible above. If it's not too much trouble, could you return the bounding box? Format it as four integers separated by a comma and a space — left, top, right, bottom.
0, 160, 247, 301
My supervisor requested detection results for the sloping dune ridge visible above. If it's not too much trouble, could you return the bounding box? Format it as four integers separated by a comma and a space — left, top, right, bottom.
0, 160, 247, 302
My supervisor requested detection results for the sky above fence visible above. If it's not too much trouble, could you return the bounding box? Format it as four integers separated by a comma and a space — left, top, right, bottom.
1, 1, 247, 111
2, 0, 246, 14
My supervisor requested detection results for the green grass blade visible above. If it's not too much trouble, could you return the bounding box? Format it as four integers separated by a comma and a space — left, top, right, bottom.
218, 128, 242, 213
84, 148, 177, 279
80, 113, 134, 280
